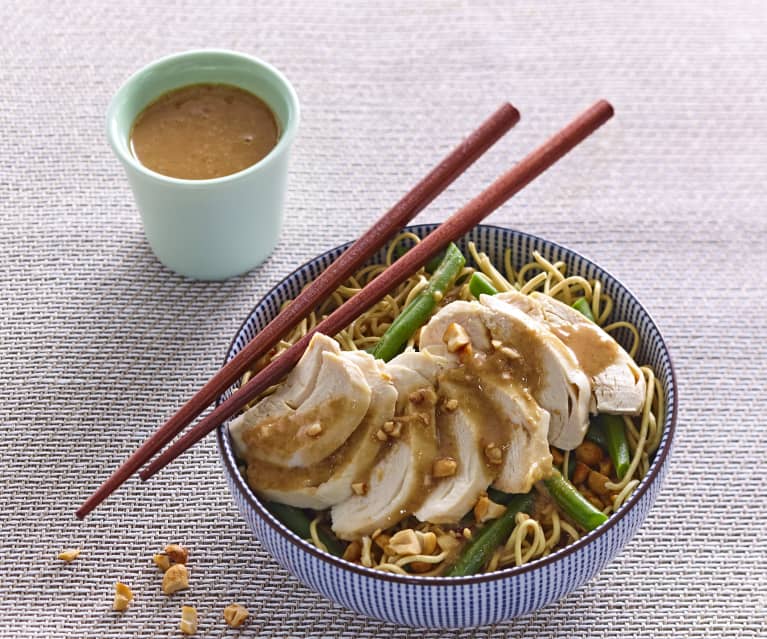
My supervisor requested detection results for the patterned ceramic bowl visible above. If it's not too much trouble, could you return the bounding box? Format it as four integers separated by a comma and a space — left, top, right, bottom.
216, 224, 677, 628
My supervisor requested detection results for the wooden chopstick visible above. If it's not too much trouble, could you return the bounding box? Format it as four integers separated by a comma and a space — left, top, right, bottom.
138, 100, 614, 482
76, 103, 520, 519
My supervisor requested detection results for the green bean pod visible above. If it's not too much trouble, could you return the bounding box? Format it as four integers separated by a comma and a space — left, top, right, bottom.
264, 501, 346, 557
543, 469, 608, 532
600, 414, 631, 480
445, 493, 534, 577
585, 417, 609, 449
572, 296, 596, 322
372, 243, 466, 362
468, 272, 500, 298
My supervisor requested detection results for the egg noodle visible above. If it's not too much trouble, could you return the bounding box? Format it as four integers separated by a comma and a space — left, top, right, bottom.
241, 233, 664, 575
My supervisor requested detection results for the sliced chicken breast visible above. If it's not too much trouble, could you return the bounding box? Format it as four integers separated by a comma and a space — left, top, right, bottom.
498, 290, 646, 415
250, 351, 397, 509
331, 352, 439, 540
480, 295, 591, 450
229, 333, 340, 458
232, 339, 371, 468
413, 396, 494, 524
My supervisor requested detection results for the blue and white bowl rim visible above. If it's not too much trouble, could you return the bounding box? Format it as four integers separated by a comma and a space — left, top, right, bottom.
216, 223, 678, 586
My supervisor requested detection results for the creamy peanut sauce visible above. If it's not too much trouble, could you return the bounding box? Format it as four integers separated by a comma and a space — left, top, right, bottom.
548, 323, 620, 378
130, 83, 279, 180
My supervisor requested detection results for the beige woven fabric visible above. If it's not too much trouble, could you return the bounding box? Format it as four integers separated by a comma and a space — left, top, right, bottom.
1, 1, 765, 637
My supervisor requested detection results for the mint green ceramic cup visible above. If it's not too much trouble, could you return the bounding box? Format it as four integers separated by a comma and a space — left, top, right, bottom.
107, 50, 300, 280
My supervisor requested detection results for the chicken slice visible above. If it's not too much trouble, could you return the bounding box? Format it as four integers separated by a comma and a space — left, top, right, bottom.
232, 344, 371, 469
483, 380, 553, 494
248, 351, 397, 509
418, 300, 493, 356
497, 290, 646, 415
480, 295, 591, 450
229, 333, 341, 458
413, 391, 494, 524
331, 352, 439, 540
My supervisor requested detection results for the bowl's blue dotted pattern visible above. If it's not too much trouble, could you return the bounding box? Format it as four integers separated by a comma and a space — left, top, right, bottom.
216, 224, 676, 628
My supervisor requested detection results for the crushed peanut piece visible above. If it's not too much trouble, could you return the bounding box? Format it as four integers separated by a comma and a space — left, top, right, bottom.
375, 429, 388, 442
180, 605, 198, 635
162, 563, 189, 595
415, 531, 437, 555
153, 553, 171, 572
112, 582, 133, 612
373, 533, 391, 552
484, 443, 503, 464
351, 481, 367, 496
432, 457, 457, 478
491, 339, 503, 349
389, 422, 402, 438
382, 420, 395, 434
443, 398, 459, 412
462, 527, 473, 540
436, 534, 460, 552
58, 548, 81, 563
387, 529, 421, 556
164, 544, 188, 565
408, 389, 426, 404
575, 441, 603, 467
499, 345, 521, 360
572, 461, 590, 485
305, 422, 323, 437
223, 603, 249, 628
474, 494, 507, 523
444, 322, 471, 352
588, 470, 611, 496
342, 540, 362, 562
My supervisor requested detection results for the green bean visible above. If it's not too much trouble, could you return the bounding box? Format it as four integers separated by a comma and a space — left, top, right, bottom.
445, 493, 534, 577
543, 469, 607, 532
469, 272, 500, 298
600, 413, 631, 480
372, 243, 466, 362
572, 296, 596, 322
585, 417, 609, 450
264, 501, 346, 557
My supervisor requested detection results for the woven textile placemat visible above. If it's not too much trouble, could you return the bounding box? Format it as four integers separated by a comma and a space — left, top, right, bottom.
1, 1, 765, 637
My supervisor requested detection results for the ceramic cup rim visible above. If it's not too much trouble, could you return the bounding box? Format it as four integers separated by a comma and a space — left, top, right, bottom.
105, 48, 300, 187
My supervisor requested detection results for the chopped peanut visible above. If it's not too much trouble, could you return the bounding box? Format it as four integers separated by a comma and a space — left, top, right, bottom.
373, 533, 391, 552
498, 345, 521, 360
162, 563, 189, 595
444, 322, 471, 352
387, 529, 421, 556
462, 527, 473, 540
305, 422, 323, 437
572, 461, 590, 485
343, 540, 362, 562
575, 441, 603, 467
112, 582, 133, 612
58, 548, 81, 563
432, 456, 457, 478
408, 389, 426, 404
415, 531, 437, 555
180, 605, 198, 635
588, 470, 611, 496
436, 534, 460, 552
153, 553, 171, 572
484, 443, 503, 465
375, 429, 388, 442
351, 481, 367, 496
382, 420, 395, 434
223, 604, 249, 628
474, 494, 507, 523
443, 398, 459, 412
164, 544, 188, 565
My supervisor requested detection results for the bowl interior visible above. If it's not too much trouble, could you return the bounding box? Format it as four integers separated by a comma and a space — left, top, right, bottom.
216, 223, 676, 583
